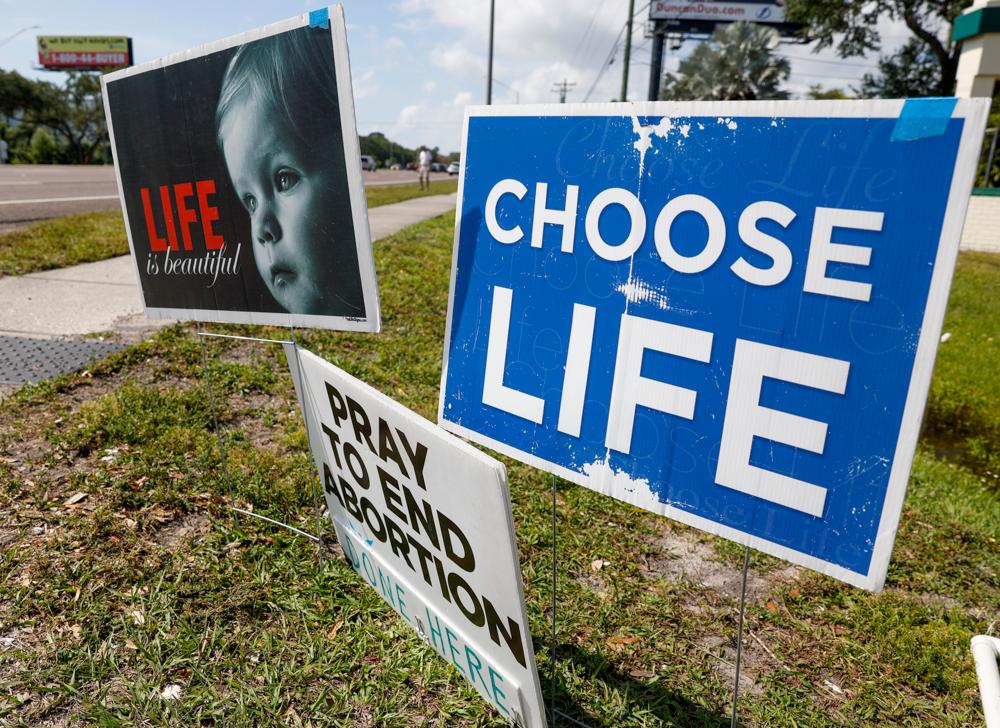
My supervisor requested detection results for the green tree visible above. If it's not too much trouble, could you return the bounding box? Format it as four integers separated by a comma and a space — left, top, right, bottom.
806, 84, 850, 99
359, 131, 416, 168
856, 39, 942, 98
977, 96, 1000, 187
0, 69, 110, 164
660, 22, 790, 101
785, 0, 970, 96
28, 72, 109, 164
0, 70, 45, 119
27, 128, 61, 164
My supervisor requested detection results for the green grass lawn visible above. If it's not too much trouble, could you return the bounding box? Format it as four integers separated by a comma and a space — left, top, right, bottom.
924, 252, 1000, 476
0, 215, 997, 726
0, 180, 457, 277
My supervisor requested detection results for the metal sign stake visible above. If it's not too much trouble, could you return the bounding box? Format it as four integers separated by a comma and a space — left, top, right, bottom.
196, 326, 327, 549
197, 322, 240, 529
730, 545, 751, 728
289, 329, 326, 567
551, 472, 558, 726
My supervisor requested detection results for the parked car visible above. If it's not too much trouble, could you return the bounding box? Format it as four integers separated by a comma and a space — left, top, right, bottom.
389, 163, 402, 171
360, 155, 376, 171
447, 161, 460, 175
431, 162, 444, 173
405, 162, 417, 171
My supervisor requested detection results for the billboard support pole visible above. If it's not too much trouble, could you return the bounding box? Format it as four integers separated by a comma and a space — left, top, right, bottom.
647, 21, 665, 101
621, 0, 636, 101
730, 546, 751, 728
486, 0, 495, 105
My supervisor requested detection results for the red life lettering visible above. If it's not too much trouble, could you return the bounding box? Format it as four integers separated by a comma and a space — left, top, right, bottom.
159, 185, 179, 251
174, 182, 196, 251
140, 187, 167, 252
139, 180, 226, 253
196, 179, 224, 250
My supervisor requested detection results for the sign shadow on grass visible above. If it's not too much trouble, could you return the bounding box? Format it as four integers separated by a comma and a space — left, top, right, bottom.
546, 641, 739, 727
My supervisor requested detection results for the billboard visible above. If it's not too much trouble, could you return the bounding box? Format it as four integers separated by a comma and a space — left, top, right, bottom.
288, 346, 546, 727
649, 0, 800, 36
650, 1, 787, 22
102, 7, 380, 332
439, 99, 989, 592
37, 36, 132, 70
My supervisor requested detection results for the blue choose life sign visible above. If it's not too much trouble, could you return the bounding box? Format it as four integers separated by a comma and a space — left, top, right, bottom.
439, 99, 988, 592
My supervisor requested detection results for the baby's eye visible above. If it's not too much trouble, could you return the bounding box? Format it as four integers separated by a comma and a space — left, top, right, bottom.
243, 193, 257, 213
275, 168, 301, 193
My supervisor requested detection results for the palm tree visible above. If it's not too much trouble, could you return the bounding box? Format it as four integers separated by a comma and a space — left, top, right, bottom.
660, 22, 790, 101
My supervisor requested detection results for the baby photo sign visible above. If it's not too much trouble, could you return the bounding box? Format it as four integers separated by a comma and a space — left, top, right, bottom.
102, 6, 380, 331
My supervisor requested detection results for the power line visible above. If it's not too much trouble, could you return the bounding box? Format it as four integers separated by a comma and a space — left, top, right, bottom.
582, 1, 652, 102
774, 51, 878, 70
583, 25, 626, 101
570, 1, 607, 68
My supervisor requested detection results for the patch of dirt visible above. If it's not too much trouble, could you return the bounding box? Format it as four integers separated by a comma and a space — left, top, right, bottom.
229, 391, 295, 451
642, 522, 801, 604
576, 573, 611, 599
696, 634, 766, 697
153, 512, 210, 550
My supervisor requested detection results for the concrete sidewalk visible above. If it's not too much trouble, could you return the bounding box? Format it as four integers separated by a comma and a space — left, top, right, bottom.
0, 193, 456, 339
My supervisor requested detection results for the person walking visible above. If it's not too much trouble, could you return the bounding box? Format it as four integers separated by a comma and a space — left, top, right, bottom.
418, 145, 432, 191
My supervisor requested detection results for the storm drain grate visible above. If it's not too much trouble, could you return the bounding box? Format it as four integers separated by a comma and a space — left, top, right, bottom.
0, 335, 126, 385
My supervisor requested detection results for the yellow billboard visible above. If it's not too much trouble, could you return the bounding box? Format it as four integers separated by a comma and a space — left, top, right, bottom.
37, 36, 132, 70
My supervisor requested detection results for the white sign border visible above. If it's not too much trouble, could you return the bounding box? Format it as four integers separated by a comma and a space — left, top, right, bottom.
288, 345, 548, 727
101, 5, 381, 333
438, 98, 990, 592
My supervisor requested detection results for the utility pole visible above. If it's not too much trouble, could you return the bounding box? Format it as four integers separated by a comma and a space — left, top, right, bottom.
552, 79, 576, 103
620, 0, 635, 101
486, 0, 495, 104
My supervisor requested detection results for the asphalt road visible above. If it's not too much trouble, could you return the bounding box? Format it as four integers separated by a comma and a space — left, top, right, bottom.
0, 165, 455, 235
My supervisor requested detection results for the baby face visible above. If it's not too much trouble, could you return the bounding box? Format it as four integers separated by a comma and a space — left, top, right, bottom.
220, 95, 342, 314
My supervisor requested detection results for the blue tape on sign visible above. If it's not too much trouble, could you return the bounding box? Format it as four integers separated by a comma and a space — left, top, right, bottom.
309, 7, 329, 29
891, 97, 958, 142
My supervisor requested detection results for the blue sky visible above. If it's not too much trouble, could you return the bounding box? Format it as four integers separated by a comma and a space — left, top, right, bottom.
1, 0, 915, 153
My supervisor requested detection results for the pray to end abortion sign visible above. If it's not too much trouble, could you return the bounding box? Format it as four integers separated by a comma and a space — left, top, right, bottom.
439, 99, 989, 592
287, 347, 546, 727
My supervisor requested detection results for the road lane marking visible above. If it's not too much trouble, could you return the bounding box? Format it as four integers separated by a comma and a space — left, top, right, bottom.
0, 195, 120, 206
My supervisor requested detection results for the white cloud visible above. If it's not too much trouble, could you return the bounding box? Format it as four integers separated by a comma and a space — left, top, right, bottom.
431, 43, 485, 77
403, 0, 627, 101
397, 103, 422, 127
383, 101, 465, 152
384, 35, 405, 51
353, 69, 379, 100
367, 0, 925, 148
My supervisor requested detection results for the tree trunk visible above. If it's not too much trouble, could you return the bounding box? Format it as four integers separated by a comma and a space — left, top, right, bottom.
940, 47, 959, 95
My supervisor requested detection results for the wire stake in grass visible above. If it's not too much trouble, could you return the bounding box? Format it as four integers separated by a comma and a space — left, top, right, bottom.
730, 545, 751, 728
551, 472, 558, 726
289, 332, 326, 567
197, 322, 240, 530
230, 506, 319, 542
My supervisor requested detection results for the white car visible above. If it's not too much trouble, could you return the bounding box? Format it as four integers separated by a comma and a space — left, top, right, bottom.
446, 161, 460, 175
360, 155, 376, 171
